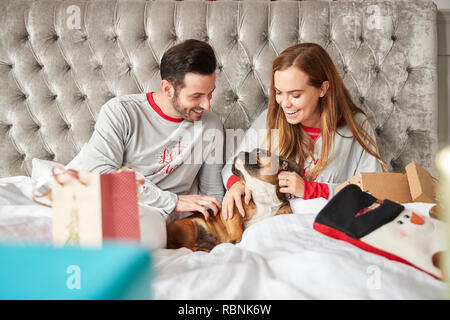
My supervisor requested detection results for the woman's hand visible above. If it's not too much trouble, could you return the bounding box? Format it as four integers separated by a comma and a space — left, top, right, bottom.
174, 194, 222, 221
221, 181, 252, 220
278, 171, 305, 198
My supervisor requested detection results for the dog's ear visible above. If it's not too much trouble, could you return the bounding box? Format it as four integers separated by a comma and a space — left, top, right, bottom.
281, 160, 289, 171
281, 159, 302, 176
231, 163, 245, 181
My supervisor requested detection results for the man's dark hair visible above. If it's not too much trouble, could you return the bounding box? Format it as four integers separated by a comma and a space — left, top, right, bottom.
160, 39, 217, 89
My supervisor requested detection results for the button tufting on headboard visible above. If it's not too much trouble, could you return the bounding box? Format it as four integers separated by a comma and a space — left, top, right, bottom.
0, 0, 439, 178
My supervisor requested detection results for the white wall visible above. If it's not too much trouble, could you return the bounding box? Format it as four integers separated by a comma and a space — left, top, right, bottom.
437, 4, 450, 147
434, 0, 450, 10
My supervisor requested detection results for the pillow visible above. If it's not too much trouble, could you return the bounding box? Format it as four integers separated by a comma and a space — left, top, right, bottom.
31, 159, 63, 182
31, 144, 87, 181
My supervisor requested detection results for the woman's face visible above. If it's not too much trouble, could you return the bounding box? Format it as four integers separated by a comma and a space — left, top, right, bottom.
274, 66, 327, 128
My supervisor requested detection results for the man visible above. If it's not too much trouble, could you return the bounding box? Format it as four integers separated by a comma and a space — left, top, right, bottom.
78, 39, 225, 249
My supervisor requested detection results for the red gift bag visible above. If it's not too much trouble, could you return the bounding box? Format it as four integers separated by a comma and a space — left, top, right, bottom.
52, 167, 141, 247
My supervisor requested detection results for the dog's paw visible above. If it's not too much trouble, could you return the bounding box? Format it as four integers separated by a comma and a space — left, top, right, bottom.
276, 204, 292, 215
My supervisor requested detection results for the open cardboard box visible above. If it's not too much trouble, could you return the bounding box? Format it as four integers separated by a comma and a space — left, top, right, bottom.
337, 162, 439, 215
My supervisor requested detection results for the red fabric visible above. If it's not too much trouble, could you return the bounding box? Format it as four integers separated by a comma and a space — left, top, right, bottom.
100, 171, 141, 242
303, 180, 330, 200
146, 92, 184, 123
313, 222, 441, 280
300, 114, 345, 142
301, 124, 321, 142
226, 174, 241, 191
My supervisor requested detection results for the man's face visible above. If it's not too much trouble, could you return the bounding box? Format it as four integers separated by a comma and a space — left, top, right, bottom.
171, 72, 216, 122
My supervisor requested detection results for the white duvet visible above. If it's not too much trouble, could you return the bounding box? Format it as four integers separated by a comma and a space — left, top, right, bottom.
0, 176, 446, 300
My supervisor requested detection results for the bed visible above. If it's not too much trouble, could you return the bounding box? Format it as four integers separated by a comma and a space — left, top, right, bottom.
0, 0, 445, 299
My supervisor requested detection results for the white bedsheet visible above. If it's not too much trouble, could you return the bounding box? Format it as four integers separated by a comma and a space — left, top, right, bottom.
0, 176, 446, 299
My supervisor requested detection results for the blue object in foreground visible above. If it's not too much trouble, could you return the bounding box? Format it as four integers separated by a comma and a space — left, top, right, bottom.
0, 241, 152, 300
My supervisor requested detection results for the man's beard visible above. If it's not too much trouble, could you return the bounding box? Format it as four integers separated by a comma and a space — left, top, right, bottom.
171, 89, 202, 122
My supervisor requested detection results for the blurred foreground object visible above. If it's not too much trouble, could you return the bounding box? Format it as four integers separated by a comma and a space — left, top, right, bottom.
436, 147, 450, 298
0, 242, 152, 299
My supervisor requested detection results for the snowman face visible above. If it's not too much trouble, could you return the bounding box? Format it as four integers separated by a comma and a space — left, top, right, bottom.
360, 208, 445, 278
393, 210, 433, 238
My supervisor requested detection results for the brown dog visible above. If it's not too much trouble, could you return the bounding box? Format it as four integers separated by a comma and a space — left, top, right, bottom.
166, 148, 302, 252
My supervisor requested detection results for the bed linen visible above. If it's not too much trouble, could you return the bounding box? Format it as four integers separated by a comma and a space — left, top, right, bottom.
0, 176, 445, 299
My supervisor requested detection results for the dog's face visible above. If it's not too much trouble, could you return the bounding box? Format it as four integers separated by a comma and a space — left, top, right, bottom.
231, 148, 301, 201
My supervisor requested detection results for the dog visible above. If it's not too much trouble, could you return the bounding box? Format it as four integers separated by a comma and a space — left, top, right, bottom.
166, 148, 302, 252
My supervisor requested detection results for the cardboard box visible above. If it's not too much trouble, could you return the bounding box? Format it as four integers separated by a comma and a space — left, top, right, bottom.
336, 161, 437, 204
405, 161, 437, 203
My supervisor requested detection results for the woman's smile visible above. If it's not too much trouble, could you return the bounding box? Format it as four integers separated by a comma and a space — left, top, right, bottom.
284, 109, 299, 116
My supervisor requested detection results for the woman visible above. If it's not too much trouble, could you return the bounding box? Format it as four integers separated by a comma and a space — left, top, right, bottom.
221, 42, 385, 219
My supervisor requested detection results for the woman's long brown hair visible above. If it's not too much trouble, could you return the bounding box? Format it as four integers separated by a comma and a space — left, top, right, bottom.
265, 43, 386, 180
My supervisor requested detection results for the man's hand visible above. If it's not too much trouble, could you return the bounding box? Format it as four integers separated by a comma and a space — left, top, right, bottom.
174, 194, 222, 221
222, 181, 252, 220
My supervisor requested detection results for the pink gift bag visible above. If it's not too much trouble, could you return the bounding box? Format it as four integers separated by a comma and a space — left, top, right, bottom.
52, 167, 141, 247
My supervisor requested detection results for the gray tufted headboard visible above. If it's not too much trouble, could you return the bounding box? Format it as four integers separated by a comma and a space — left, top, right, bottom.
0, 0, 438, 178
